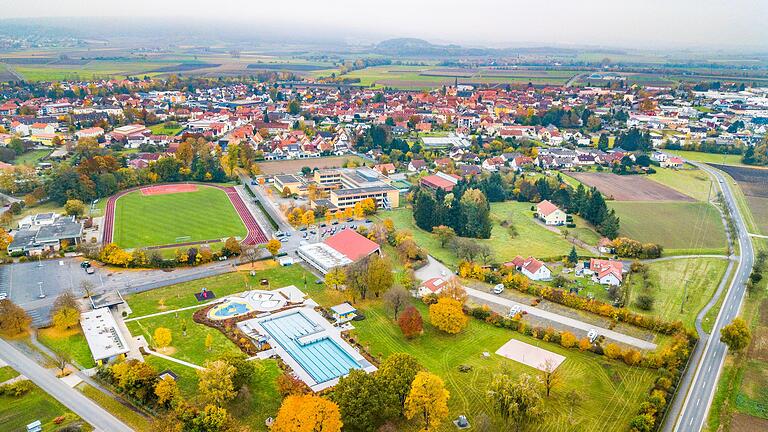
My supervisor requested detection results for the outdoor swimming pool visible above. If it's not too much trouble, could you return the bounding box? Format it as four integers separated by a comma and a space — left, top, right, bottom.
260, 310, 362, 384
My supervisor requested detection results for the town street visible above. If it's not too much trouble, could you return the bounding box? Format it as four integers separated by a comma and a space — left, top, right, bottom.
0, 338, 133, 432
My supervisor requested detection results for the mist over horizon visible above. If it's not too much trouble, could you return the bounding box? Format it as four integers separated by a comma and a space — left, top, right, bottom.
0, 0, 767, 53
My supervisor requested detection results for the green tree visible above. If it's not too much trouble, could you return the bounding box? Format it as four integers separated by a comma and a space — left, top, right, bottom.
332, 369, 389, 432
64, 199, 86, 217
567, 245, 578, 265
432, 225, 456, 248
459, 188, 492, 239
377, 353, 422, 415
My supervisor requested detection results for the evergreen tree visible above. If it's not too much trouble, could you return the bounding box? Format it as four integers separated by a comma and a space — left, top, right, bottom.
413, 191, 436, 231
568, 246, 578, 265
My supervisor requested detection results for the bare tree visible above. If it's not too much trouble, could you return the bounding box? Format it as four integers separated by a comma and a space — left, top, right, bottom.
542, 358, 561, 397
50, 350, 72, 375
80, 280, 95, 298
384, 286, 409, 320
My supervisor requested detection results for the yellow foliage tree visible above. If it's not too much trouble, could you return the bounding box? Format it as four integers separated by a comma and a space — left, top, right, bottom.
197, 360, 237, 406
302, 210, 315, 227
52, 306, 80, 330
405, 371, 449, 431
604, 343, 623, 360
266, 239, 282, 257
272, 394, 342, 432
205, 333, 214, 351
429, 298, 467, 334
154, 327, 172, 349
560, 331, 578, 349
99, 243, 133, 267
155, 376, 180, 406
0, 228, 14, 251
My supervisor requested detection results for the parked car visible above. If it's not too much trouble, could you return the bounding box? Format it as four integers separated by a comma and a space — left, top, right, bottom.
85, 267, 95, 275
508, 305, 522, 317
492, 284, 504, 295
80, 261, 91, 269
587, 329, 599, 343
0, 293, 7, 300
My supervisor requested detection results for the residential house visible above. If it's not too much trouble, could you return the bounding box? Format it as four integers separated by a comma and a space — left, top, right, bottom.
587, 258, 623, 286
508, 256, 552, 281
536, 200, 567, 226
417, 277, 447, 297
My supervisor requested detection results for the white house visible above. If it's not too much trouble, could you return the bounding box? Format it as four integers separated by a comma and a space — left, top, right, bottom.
536, 200, 567, 226
417, 277, 447, 297
587, 258, 623, 286
509, 256, 552, 281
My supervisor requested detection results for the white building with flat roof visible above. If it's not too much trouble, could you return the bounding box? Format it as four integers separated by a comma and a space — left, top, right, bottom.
80, 308, 130, 366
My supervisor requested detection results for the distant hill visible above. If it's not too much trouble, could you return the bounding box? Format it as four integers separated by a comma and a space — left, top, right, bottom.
373, 38, 620, 58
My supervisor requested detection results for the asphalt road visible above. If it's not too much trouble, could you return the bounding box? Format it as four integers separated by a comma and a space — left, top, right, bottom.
670, 162, 755, 432
415, 256, 657, 350
0, 338, 133, 432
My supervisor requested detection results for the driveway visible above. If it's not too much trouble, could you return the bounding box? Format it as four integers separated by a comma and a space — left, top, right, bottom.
416, 256, 657, 350
0, 338, 133, 432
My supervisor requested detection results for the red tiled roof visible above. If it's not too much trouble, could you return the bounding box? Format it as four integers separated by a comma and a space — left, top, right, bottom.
420, 277, 446, 293
537, 200, 560, 217
324, 229, 380, 262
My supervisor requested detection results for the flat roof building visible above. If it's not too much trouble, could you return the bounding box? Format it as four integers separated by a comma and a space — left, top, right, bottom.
297, 229, 381, 274
80, 308, 130, 366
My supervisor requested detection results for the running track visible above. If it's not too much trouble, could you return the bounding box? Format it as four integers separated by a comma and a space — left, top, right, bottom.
101, 183, 268, 247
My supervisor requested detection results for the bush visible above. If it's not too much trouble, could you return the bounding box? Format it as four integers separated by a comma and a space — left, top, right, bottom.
636, 294, 655, 311
0, 380, 34, 397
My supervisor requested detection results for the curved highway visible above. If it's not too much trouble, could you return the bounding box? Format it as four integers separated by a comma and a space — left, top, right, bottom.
670, 162, 755, 432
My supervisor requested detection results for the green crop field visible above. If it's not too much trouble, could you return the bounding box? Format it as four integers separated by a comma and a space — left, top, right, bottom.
379, 202, 593, 269
8, 60, 174, 82
610, 201, 727, 254
627, 258, 728, 329
666, 150, 747, 166
112, 186, 247, 249
649, 167, 715, 202
342, 65, 576, 89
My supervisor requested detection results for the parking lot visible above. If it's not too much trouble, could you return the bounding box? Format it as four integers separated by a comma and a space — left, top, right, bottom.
0, 258, 99, 326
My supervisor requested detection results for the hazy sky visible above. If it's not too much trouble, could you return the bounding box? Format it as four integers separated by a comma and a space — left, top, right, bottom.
2, 0, 767, 50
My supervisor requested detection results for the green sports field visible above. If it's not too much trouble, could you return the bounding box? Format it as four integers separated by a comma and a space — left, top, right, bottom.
112, 186, 247, 249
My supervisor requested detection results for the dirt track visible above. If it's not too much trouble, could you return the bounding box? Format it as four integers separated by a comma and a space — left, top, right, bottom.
569, 172, 694, 201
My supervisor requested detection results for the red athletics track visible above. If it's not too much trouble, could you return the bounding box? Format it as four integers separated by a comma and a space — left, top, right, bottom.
101, 183, 268, 247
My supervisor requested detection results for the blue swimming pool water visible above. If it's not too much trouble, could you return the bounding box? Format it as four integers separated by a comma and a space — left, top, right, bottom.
260, 311, 361, 384
213, 301, 250, 318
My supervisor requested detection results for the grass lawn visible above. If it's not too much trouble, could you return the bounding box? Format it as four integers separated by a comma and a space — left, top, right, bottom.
127, 308, 243, 366
125, 263, 316, 317
0, 383, 90, 431
349, 299, 657, 431
666, 150, 746, 166
609, 201, 727, 254
38, 327, 97, 369
78, 383, 152, 432
379, 202, 593, 269
13, 149, 51, 166
648, 166, 715, 202
113, 185, 247, 249
626, 258, 729, 329
148, 123, 183, 136
0, 366, 19, 383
